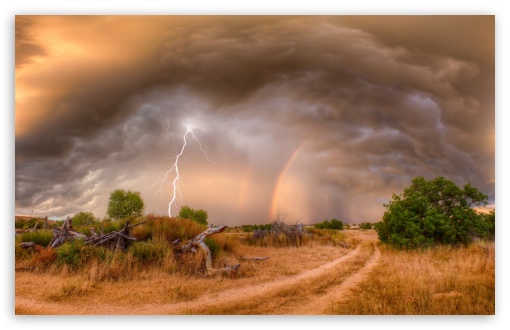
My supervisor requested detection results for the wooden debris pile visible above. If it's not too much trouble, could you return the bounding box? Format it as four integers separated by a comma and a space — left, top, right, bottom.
49, 217, 88, 248
83, 221, 135, 251
174, 225, 241, 276
252, 220, 308, 245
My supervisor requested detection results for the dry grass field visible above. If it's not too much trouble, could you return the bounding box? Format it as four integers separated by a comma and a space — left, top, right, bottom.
331, 239, 495, 315
15, 225, 494, 315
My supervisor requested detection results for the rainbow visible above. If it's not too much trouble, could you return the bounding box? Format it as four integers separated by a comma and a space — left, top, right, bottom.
269, 144, 303, 220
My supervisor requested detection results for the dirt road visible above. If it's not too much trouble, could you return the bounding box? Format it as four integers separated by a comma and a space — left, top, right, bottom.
16, 239, 381, 315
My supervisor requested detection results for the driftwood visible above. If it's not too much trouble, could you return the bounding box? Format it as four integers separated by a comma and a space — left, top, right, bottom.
238, 256, 270, 261
47, 217, 157, 250
175, 225, 241, 276
48, 217, 88, 248
82, 218, 157, 251
84, 221, 135, 251
18, 241, 42, 251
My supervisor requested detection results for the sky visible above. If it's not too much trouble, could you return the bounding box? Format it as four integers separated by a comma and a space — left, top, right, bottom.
14, 15, 495, 225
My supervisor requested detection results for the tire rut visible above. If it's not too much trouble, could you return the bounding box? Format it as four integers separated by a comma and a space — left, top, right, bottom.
285, 243, 381, 315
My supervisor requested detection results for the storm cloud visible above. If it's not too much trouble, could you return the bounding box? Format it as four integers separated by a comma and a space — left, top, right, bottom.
15, 16, 494, 224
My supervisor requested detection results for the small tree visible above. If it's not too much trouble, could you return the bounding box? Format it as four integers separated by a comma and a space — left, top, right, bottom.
72, 211, 97, 227
178, 205, 208, 225
376, 176, 490, 249
107, 189, 144, 220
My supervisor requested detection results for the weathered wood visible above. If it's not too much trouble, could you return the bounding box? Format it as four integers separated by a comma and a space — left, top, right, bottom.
238, 256, 270, 261
175, 225, 240, 276
44, 218, 156, 250
19, 241, 37, 249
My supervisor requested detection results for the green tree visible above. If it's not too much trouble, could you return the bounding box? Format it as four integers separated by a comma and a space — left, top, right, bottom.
376, 176, 490, 249
72, 211, 97, 227
107, 189, 144, 220
178, 205, 208, 225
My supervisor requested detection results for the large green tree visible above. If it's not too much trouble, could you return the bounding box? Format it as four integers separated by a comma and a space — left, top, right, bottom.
375, 176, 491, 249
107, 189, 144, 220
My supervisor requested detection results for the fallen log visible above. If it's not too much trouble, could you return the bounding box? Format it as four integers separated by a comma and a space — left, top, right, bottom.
175, 225, 241, 276
238, 256, 270, 261
18, 241, 42, 250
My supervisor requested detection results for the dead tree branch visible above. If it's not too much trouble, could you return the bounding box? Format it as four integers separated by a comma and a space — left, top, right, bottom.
175, 225, 241, 276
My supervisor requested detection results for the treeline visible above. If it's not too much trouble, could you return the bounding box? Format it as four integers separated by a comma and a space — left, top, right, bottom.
314, 218, 343, 230
239, 224, 272, 232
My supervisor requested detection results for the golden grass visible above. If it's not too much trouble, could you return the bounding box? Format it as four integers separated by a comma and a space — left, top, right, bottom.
330, 241, 495, 315
188, 243, 375, 315
15, 228, 493, 315
15, 241, 352, 314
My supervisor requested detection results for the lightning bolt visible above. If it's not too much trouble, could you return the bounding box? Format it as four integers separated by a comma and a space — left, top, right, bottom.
153, 120, 217, 217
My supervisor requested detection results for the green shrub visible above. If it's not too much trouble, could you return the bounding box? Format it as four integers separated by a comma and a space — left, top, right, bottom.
72, 211, 97, 227
178, 205, 208, 225
15, 218, 42, 230
204, 237, 222, 259
18, 230, 53, 247
376, 176, 491, 249
359, 222, 373, 230
314, 218, 344, 230
129, 240, 167, 265
55, 240, 92, 270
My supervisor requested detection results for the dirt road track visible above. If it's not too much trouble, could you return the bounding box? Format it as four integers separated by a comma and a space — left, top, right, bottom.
16, 242, 381, 315
285, 243, 381, 314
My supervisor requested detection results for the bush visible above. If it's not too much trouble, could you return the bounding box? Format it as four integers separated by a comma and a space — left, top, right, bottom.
56, 241, 89, 270
129, 240, 167, 265
72, 211, 97, 227
359, 222, 373, 230
18, 230, 53, 247
314, 218, 344, 230
376, 176, 491, 249
15, 217, 42, 230
178, 205, 208, 225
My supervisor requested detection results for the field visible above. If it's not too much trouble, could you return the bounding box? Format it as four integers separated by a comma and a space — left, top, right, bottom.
14, 218, 494, 315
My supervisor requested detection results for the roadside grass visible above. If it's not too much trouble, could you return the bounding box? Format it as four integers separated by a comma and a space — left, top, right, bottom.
188, 243, 374, 315
15, 242, 353, 313
330, 241, 495, 315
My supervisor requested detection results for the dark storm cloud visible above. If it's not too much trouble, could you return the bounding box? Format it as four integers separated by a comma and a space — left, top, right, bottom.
15, 16, 494, 222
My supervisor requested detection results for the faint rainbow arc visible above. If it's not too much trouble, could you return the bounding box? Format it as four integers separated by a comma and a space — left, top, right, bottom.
269, 144, 304, 220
